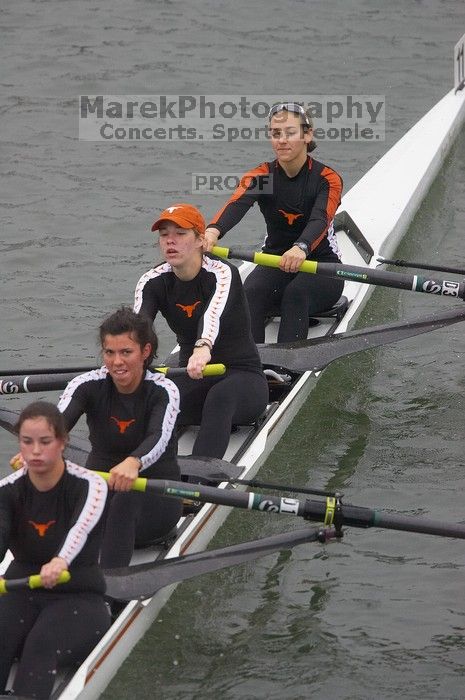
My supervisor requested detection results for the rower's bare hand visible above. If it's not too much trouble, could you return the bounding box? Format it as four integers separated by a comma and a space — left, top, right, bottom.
108, 458, 140, 491
280, 246, 307, 273
187, 346, 212, 379
40, 557, 68, 588
10, 452, 24, 470
203, 227, 220, 252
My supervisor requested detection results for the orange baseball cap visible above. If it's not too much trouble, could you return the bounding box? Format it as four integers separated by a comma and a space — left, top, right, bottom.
151, 203, 206, 236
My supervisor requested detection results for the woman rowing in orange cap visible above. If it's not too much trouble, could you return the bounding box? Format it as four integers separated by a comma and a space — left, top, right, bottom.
134, 203, 268, 459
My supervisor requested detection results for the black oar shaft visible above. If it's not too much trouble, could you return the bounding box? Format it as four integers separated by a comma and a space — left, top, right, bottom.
0, 365, 96, 377
372, 511, 465, 538
378, 256, 465, 276
0, 365, 225, 394
302, 500, 465, 539
140, 478, 307, 517
125, 477, 465, 541
213, 247, 465, 301
0, 372, 79, 394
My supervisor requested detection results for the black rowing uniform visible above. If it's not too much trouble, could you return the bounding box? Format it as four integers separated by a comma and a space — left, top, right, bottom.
0, 462, 107, 591
57, 368, 182, 567
208, 156, 344, 343
134, 253, 263, 374
209, 155, 342, 261
0, 464, 110, 699
133, 254, 269, 459
57, 367, 180, 478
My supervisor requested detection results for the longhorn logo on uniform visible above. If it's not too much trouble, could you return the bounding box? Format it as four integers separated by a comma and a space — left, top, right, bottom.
176, 301, 201, 318
278, 210, 303, 225
111, 417, 136, 434
29, 520, 56, 537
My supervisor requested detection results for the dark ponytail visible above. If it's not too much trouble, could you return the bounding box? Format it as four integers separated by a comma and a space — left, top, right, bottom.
16, 401, 68, 440
99, 306, 158, 369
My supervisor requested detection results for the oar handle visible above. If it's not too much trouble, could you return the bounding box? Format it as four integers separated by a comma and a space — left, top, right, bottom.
97, 472, 148, 492
155, 363, 226, 377
0, 570, 71, 594
213, 246, 318, 274
213, 246, 465, 301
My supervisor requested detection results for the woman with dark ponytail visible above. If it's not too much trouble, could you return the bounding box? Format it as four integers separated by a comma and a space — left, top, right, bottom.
57, 307, 182, 568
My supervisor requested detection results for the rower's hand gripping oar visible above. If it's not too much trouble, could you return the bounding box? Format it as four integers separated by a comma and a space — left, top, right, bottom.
212, 246, 465, 301
0, 363, 226, 395
0, 571, 70, 594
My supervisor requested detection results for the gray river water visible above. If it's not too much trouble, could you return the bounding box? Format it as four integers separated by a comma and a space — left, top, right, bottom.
1, 1, 465, 698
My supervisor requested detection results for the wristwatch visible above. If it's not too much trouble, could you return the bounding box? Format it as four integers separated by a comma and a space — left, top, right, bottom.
294, 241, 308, 255
194, 339, 212, 349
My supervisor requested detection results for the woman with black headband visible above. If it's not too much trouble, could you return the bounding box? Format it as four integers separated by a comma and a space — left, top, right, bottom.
204, 102, 344, 343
